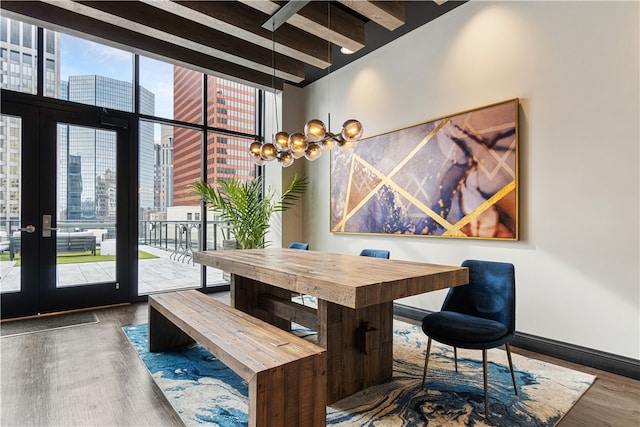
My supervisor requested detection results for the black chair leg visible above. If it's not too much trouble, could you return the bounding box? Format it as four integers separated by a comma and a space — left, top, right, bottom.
482, 349, 488, 418
421, 337, 432, 389
505, 343, 518, 395
454, 347, 458, 372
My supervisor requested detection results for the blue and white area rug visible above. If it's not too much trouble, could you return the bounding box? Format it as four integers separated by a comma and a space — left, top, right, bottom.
123, 321, 594, 426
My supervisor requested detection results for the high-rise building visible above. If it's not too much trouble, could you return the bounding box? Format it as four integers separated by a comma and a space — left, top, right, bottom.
154, 124, 174, 215
0, 18, 59, 229
67, 155, 83, 220
0, 18, 59, 97
172, 68, 256, 206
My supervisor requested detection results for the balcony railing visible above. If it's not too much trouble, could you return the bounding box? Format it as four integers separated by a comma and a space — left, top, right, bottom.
139, 220, 232, 263
1, 219, 234, 264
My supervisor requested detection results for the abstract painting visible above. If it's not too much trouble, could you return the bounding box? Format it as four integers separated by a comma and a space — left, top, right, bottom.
330, 99, 519, 240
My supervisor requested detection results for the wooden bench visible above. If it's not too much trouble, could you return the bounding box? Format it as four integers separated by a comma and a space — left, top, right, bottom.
148, 290, 327, 427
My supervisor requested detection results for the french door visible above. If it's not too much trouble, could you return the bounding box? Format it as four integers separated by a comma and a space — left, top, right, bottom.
1, 97, 134, 318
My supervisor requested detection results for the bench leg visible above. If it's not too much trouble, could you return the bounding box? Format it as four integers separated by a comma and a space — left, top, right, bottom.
148, 305, 195, 352
249, 355, 326, 427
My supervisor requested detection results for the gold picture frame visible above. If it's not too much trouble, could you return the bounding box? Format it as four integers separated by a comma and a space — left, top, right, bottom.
330, 98, 519, 240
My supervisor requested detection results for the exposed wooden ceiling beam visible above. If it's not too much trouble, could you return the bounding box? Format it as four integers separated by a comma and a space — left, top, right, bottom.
294, 2, 365, 53
0, 1, 285, 90
0, 0, 423, 88
168, 1, 331, 69
57, 0, 305, 83
338, 0, 405, 31
239, 0, 365, 53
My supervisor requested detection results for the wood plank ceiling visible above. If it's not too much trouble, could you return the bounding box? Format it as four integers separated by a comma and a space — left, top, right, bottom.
0, 0, 464, 90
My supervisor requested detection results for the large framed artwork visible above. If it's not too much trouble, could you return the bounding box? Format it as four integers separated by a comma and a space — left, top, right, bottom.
330, 98, 519, 240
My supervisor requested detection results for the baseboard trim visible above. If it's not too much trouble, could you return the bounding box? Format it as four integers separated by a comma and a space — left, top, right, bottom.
393, 303, 640, 381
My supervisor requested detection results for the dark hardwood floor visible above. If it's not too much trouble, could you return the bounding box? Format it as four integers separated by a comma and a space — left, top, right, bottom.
1, 298, 639, 426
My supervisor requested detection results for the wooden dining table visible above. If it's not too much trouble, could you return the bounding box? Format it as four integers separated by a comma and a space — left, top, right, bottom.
193, 248, 468, 403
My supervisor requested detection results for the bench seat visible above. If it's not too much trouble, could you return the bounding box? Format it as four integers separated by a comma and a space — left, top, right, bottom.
148, 290, 327, 427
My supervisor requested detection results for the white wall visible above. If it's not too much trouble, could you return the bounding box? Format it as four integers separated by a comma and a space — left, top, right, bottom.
298, 1, 639, 359
264, 86, 308, 248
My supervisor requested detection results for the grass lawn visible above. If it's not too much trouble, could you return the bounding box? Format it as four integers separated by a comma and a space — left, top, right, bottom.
1, 250, 158, 266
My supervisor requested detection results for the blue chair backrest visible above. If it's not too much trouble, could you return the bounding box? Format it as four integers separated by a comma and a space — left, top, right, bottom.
442, 259, 515, 336
359, 249, 390, 259
289, 242, 309, 250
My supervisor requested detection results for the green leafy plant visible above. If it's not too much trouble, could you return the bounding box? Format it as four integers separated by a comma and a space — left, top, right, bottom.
191, 174, 308, 249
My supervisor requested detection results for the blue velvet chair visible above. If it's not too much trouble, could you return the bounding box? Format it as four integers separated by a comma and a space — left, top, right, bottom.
421, 259, 517, 418
359, 248, 390, 259
289, 242, 309, 250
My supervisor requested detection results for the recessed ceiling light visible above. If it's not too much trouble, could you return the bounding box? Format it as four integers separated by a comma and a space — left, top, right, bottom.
340, 47, 354, 55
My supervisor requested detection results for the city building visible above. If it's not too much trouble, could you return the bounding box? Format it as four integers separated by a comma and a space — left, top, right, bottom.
172, 67, 256, 207
153, 124, 174, 217
0, 19, 58, 229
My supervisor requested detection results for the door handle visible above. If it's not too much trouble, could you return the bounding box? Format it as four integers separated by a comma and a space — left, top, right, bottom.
19, 225, 36, 233
42, 215, 57, 237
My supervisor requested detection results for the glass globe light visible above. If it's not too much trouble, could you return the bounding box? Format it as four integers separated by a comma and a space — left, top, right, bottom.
288, 132, 308, 152
341, 119, 363, 142
250, 152, 264, 165
275, 131, 290, 149
260, 142, 277, 161
340, 138, 356, 152
291, 147, 305, 159
249, 141, 262, 156
279, 151, 294, 167
322, 135, 338, 150
304, 119, 326, 142
304, 143, 322, 161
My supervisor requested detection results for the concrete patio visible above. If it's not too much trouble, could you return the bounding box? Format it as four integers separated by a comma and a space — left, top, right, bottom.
0, 245, 227, 296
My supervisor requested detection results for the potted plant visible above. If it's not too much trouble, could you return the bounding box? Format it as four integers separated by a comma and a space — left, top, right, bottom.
191, 174, 308, 249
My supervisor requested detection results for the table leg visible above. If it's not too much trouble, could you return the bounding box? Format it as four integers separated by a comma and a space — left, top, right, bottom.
317, 300, 394, 404
231, 274, 292, 331
230, 273, 394, 404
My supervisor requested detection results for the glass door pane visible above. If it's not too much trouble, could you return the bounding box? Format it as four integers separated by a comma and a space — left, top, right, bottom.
56, 123, 117, 287
0, 114, 22, 295
138, 122, 208, 295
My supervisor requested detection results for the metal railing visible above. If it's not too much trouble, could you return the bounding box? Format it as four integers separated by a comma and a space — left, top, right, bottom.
139, 220, 232, 263
1, 219, 234, 264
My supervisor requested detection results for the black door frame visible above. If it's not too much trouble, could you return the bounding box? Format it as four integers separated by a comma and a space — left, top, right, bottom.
1, 91, 139, 318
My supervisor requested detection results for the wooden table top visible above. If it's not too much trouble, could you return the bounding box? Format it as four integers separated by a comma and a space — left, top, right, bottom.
194, 249, 468, 309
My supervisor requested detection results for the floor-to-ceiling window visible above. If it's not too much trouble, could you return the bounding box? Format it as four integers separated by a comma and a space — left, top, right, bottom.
0, 17, 263, 313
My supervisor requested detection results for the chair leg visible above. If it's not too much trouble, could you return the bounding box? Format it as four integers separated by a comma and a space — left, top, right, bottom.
454, 347, 458, 372
482, 349, 488, 418
505, 343, 518, 395
421, 337, 432, 389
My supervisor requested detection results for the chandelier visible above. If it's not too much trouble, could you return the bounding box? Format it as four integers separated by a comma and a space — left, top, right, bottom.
248, 1, 363, 167
249, 117, 364, 167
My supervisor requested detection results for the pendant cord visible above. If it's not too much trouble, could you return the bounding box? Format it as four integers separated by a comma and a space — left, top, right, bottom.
272, 21, 278, 141
327, 2, 331, 130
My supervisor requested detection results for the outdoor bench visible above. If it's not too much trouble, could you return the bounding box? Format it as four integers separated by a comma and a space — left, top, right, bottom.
9, 232, 96, 260
57, 233, 96, 255
148, 290, 327, 427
